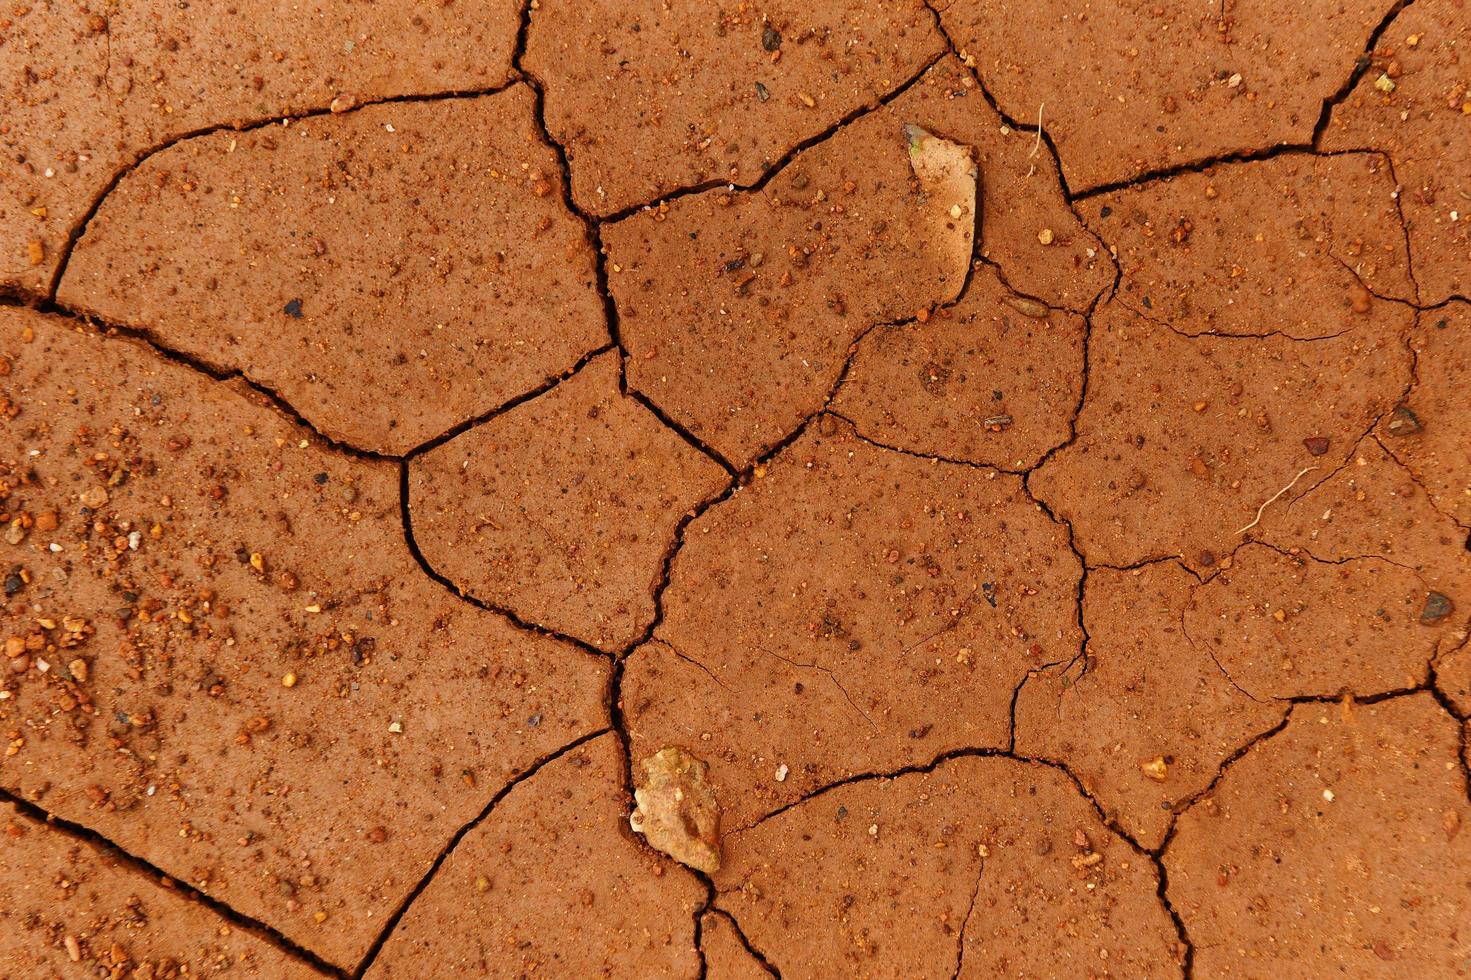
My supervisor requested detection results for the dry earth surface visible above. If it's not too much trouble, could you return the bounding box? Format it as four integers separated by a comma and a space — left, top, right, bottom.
2, 1, 1469, 977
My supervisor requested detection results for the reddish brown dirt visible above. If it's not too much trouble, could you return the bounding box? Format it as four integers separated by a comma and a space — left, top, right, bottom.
2, 3, 1468, 978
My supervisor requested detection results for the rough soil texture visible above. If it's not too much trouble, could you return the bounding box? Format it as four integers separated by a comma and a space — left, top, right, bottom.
832, 264, 1086, 470
0, 801, 316, 978
0, 307, 607, 967
624, 419, 1081, 831
57, 87, 605, 455
700, 910, 773, 980
1322, 0, 1471, 305
1167, 696, 1471, 977
409, 351, 727, 652
716, 757, 1182, 978
1, 0, 523, 296
3, 3, 1469, 978
523, 0, 946, 217
937, 0, 1398, 192
365, 734, 704, 979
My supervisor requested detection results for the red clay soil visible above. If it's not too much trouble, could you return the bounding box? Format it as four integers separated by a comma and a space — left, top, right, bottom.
2, 2, 1468, 978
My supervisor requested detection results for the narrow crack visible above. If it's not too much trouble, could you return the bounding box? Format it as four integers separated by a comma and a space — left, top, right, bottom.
350, 727, 612, 977
1371, 433, 1471, 533
1155, 708, 1293, 857
400, 343, 615, 460
0, 786, 347, 977
703, 908, 782, 979
1178, 602, 1269, 705
751, 644, 877, 731
723, 743, 1146, 854
43, 80, 522, 304
8, 1, 1454, 974
22, 299, 393, 464
828, 414, 1039, 476
1308, 0, 1420, 149
395, 460, 616, 661
568, 49, 949, 226
1025, 0, 1418, 205
949, 865, 983, 980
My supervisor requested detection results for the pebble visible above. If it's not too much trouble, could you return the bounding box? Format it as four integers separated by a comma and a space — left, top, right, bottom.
1420, 591, 1453, 625
1385, 406, 1421, 436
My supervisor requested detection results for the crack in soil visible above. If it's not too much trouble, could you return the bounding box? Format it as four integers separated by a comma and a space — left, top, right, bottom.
4, 0, 1458, 973
42, 80, 523, 306
703, 907, 782, 979
395, 461, 616, 662
0, 786, 347, 977
349, 727, 612, 978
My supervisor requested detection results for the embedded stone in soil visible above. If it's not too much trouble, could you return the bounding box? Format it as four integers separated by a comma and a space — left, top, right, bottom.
1165, 695, 1471, 977
522, 0, 946, 216
1080, 152, 1417, 336
622, 417, 1081, 831
407, 351, 728, 652
58, 86, 605, 455
605, 56, 1108, 469
0, 307, 608, 968
630, 745, 722, 874
1373, 303, 1471, 529
938, 0, 1399, 192
1323, 0, 1471, 305
0, 801, 317, 978
1014, 561, 1284, 850
832, 264, 1085, 470
715, 756, 1183, 978
1030, 299, 1412, 572
0, 0, 523, 296
364, 734, 705, 979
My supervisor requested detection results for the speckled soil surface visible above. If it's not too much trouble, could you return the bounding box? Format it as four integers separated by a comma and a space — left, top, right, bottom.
2, 2, 1468, 978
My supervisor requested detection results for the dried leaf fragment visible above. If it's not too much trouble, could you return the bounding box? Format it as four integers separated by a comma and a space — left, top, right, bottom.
630, 746, 721, 873
904, 123, 978, 292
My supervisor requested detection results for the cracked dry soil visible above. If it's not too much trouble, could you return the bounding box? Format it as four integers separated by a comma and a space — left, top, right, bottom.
2, 1, 1469, 978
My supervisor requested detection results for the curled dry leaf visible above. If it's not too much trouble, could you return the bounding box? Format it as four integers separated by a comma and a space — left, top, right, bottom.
629, 746, 721, 873
904, 123, 979, 287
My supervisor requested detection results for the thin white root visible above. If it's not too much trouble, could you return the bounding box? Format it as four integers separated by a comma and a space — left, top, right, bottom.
1235, 465, 1317, 536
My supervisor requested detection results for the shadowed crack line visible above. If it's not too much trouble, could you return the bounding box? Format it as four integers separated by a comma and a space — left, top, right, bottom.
21, 299, 394, 464
397, 460, 616, 662
829, 413, 1048, 476
1309, 0, 1420, 149
13, 0, 1446, 969
704, 907, 782, 979
629, 389, 740, 477
0, 786, 347, 978
400, 343, 615, 459
949, 866, 983, 980
566, 49, 949, 226
724, 742, 1148, 854
1035, 0, 1419, 204
509, 19, 738, 481
1158, 685, 1452, 855
43, 79, 523, 304
350, 727, 612, 978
